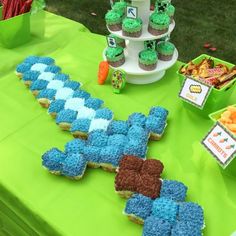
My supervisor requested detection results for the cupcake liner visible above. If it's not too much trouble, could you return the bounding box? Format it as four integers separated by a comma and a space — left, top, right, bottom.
122, 30, 142, 38
72, 131, 88, 139
127, 215, 144, 225
139, 61, 157, 71
159, 53, 174, 61
148, 24, 168, 36
58, 122, 71, 131
118, 41, 126, 48
107, 23, 122, 31
108, 57, 125, 67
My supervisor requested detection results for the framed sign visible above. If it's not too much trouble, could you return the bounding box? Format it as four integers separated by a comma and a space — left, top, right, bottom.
106, 36, 117, 48
179, 76, 212, 109
126, 6, 138, 19
202, 122, 236, 168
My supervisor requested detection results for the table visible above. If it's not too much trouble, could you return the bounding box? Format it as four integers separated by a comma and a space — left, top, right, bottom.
0, 11, 236, 236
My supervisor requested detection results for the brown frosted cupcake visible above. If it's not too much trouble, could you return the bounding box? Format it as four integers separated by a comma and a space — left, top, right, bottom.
138, 49, 158, 71
122, 17, 143, 38
105, 46, 125, 67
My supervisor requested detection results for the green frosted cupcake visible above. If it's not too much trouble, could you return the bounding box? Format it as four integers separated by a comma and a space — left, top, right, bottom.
112, 1, 128, 16
122, 17, 143, 38
156, 41, 175, 61
109, 34, 126, 48
166, 4, 175, 22
148, 12, 170, 36
105, 10, 123, 31
139, 49, 158, 71
105, 46, 125, 67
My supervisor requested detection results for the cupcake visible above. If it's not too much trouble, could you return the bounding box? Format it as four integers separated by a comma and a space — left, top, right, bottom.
107, 120, 129, 135
83, 146, 102, 168
122, 17, 142, 37
156, 41, 175, 61
166, 4, 175, 23
22, 70, 40, 86
124, 194, 153, 224
105, 10, 123, 31
23, 56, 40, 65
171, 221, 202, 236
123, 140, 147, 159
112, 1, 127, 15
64, 139, 86, 155
139, 49, 158, 71
105, 46, 125, 67
56, 109, 78, 130
107, 134, 128, 149
37, 89, 57, 108
15, 63, 31, 78
48, 99, 66, 118
128, 112, 146, 127
109, 33, 126, 48
70, 118, 91, 139
87, 130, 108, 147
148, 12, 170, 36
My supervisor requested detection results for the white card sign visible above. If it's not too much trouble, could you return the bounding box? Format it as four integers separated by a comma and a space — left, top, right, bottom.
202, 122, 236, 168
126, 6, 138, 19
179, 77, 212, 109
106, 36, 117, 48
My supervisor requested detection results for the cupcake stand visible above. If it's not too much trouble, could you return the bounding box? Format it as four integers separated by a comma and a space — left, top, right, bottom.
103, 0, 178, 84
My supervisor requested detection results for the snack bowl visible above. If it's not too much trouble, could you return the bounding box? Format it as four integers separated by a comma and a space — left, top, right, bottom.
177, 54, 236, 117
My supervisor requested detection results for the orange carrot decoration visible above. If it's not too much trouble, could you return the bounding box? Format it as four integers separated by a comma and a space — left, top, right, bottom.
98, 61, 109, 85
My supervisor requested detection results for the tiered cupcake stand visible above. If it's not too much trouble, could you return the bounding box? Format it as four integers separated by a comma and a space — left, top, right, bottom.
103, 0, 178, 84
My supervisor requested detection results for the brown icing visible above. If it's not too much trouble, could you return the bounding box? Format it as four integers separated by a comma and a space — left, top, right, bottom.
119, 155, 144, 172
140, 159, 164, 177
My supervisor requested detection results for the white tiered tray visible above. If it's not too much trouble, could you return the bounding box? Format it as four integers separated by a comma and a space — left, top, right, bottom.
103, 0, 178, 84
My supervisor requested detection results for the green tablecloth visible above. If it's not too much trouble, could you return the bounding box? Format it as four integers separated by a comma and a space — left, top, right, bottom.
0, 11, 236, 236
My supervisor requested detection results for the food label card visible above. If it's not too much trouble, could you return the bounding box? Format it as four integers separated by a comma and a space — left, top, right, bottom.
179, 77, 212, 109
126, 6, 138, 19
106, 36, 117, 48
202, 122, 236, 168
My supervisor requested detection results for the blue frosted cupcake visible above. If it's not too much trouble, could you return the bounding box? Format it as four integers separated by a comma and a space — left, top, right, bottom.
63, 80, 81, 90
30, 63, 48, 73
123, 140, 147, 159
42, 148, 66, 175
23, 56, 40, 65
55, 87, 74, 100
48, 99, 66, 118
38, 57, 55, 65
160, 180, 188, 202
99, 146, 123, 172
15, 63, 32, 78
125, 194, 153, 224
87, 130, 108, 147
107, 120, 129, 135
44, 65, 61, 74
83, 146, 102, 168
127, 125, 150, 143
128, 112, 147, 127
64, 139, 86, 154
107, 134, 128, 149
22, 70, 40, 86
62, 153, 87, 180
143, 216, 172, 236
37, 89, 57, 108
84, 98, 104, 110
56, 109, 78, 130
72, 90, 91, 100
70, 118, 91, 139
171, 221, 202, 236
149, 106, 169, 120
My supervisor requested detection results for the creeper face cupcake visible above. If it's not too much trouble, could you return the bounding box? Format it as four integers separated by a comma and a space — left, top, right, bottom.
122, 17, 143, 37
105, 46, 125, 67
139, 49, 158, 71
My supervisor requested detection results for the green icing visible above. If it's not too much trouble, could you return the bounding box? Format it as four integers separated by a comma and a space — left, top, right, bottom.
105, 46, 124, 62
112, 1, 128, 13
150, 12, 170, 26
139, 49, 157, 65
122, 17, 142, 33
109, 34, 125, 44
167, 5, 175, 16
156, 42, 175, 55
105, 10, 123, 25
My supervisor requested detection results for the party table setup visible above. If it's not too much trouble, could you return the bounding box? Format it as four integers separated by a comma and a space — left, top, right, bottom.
0, 0, 236, 236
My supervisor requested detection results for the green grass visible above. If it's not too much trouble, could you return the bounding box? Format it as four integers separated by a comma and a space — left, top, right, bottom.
46, 0, 236, 63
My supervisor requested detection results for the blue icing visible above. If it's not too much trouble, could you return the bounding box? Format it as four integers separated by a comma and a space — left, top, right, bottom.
107, 134, 128, 148
48, 99, 66, 114
44, 65, 61, 73
38, 57, 55, 65
63, 80, 81, 90
171, 221, 202, 236
178, 202, 204, 229
146, 115, 166, 134
24, 56, 40, 65
37, 89, 56, 100
87, 130, 108, 147
127, 125, 149, 142
128, 112, 146, 127
125, 194, 153, 220
143, 216, 172, 236
62, 153, 87, 177
107, 120, 129, 135
123, 140, 147, 158
30, 79, 49, 91
149, 106, 169, 120
64, 139, 86, 154
95, 108, 113, 120
70, 118, 91, 133
54, 73, 69, 81
16, 63, 31, 73
42, 148, 66, 172
151, 197, 178, 225
31, 63, 47, 73
22, 70, 40, 82
83, 146, 102, 164
56, 109, 78, 124
160, 180, 188, 202
73, 90, 91, 99
84, 98, 104, 110
99, 146, 123, 167
37, 72, 55, 82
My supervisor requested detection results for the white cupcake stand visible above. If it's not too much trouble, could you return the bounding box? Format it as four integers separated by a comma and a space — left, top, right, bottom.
103, 0, 178, 84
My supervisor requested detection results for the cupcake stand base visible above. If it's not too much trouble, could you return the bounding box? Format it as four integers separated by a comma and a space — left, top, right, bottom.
103, 0, 178, 85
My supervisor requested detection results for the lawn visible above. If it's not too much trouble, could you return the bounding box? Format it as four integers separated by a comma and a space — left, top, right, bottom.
46, 0, 236, 63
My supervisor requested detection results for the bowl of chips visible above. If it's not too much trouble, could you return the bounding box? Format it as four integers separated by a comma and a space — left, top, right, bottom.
177, 54, 236, 116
